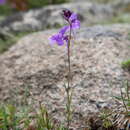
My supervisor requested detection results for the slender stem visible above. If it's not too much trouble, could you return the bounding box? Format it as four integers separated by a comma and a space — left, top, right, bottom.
126, 80, 130, 100
67, 25, 72, 90
66, 24, 72, 129
120, 87, 128, 113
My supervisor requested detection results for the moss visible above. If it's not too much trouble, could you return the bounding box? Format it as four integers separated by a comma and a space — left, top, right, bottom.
121, 59, 130, 70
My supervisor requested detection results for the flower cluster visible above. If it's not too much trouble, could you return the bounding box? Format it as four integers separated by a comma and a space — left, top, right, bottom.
49, 9, 80, 46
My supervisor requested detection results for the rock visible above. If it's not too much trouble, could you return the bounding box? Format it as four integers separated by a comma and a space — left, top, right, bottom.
1, 0, 130, 36
0, 27, 14, 40
77, 25, 123, 39
0, 2, 114, 33
0, 24, 130, 128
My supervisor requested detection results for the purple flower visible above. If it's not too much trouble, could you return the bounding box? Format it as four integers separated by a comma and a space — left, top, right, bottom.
49, 9, 80, 46
62, 9, 80, 29
49, 26, 69, 46
0, 0, 6, 5
62, 9, 73, 21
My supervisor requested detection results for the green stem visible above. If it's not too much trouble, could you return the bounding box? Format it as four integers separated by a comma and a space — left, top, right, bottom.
120, 87, 128, 113
66, 24, 72, 129
67, 27, 71, 90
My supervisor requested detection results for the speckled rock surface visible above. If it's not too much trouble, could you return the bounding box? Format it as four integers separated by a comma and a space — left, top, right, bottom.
0, 24, 130, 129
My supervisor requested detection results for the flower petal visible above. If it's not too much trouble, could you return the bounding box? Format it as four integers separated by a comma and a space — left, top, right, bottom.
56, 38, 64, 46
0, 0, 6, 4
49, 33, 64, 46
59, 26, 69, 35
69, 13, 77, 22
49, 34, 58, 45
63, 36, 69, 44
62, 9, 72, 20
72, 20, 80, 29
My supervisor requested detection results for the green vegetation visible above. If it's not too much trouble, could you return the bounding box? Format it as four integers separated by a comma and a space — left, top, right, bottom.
121, 59, 130, 70
111, 14, 130, 23
0, 44, 129, 129
99, 109, 113, 128
94, 0, 114, 4
0, 31, 32, 53
0, 5, 12, 16
28, 0, 68, 9
123, 4, 130, 13
127, 31, 130, 40
113, 81, 130, 129
96, 13, 130, 26
0, 104, 67, 130
88, 81, 130, 129
0, 86, 66, 130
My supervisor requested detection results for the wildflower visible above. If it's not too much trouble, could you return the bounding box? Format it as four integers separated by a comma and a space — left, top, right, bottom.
62, 9, 80, 29
49, 9, 80, 129
0, 0, 6, 4
49, 9, 80, 46
49, 26, 68, 46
